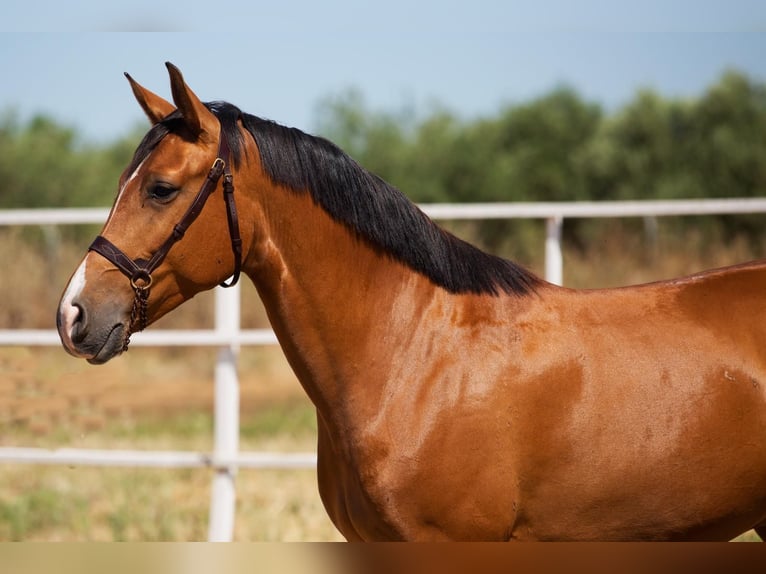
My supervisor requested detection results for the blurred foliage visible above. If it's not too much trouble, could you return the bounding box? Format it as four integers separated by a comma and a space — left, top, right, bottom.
0, 113, 143, 209
314, 70, 766, 204
1, 69, 765, 253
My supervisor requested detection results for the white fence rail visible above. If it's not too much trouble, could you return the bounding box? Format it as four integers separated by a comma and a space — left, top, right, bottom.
2, 198, 766, 541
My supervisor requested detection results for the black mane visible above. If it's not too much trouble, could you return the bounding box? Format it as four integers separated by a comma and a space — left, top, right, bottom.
129, 101, 541, 296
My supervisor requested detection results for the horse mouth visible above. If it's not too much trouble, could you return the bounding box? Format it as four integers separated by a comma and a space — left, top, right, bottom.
86, 324, 128, 365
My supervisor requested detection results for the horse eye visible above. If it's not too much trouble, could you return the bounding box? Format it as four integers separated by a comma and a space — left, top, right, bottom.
149, 183, 178, 202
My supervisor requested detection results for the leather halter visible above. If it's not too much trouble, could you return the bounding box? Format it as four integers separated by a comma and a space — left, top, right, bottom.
88, 130, 242, 348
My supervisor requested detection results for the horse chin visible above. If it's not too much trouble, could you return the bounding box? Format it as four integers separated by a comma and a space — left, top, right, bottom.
85, 324, 128, 365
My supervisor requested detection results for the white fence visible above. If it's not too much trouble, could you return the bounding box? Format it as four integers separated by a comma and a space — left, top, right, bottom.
2, 198, 766, 541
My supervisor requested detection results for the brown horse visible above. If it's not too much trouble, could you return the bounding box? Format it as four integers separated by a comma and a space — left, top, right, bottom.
57, 63, 766, 541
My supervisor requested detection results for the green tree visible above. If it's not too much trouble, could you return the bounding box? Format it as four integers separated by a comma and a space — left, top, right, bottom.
0, 113, 82, 208
0, 111, 143, 209
581, 90, 698, 201
494, 87, 603, 203
433, 88, 603, 255
581, 71, 766, 203
691, 70, 766, 199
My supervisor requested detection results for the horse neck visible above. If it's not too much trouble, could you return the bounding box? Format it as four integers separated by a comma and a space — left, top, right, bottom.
240, 175, 432, 415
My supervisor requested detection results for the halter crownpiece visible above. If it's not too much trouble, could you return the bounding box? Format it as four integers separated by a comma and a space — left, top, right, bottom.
88, 130, 242, 350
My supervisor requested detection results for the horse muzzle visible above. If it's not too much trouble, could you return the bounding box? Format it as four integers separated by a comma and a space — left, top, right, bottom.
56, 260, 131, 364
57, 300, 129, 365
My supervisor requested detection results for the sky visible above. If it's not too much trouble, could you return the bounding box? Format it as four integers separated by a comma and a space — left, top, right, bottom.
1, 1, 765, 143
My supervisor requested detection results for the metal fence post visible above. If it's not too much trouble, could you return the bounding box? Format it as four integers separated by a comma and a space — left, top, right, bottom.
208, 281, 241, 541
545, 216, 563, 286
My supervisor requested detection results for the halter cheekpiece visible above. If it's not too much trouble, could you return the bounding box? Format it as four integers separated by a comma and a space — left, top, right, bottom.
88, 130, 242, 351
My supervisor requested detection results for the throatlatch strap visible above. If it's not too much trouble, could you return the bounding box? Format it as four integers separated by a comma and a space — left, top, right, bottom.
220, 170, 242, 288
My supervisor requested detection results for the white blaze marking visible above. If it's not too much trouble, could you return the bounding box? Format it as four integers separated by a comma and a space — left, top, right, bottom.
59, 258, 88, 339
106, 157, 146, 225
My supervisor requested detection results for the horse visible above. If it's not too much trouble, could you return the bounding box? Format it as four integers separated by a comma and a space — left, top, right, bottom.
57, 63, 766, 541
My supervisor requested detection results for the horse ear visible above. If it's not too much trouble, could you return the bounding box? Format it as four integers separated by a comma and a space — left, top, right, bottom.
125, 72, 175, 125
165, 62, 218, 139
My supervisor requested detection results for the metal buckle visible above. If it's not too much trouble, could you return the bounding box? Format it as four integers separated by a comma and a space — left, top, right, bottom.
211, 157, 226, 175
130, 270, 153, 291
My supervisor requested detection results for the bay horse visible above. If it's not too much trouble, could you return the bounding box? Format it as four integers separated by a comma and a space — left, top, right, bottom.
57, 63, 766, 541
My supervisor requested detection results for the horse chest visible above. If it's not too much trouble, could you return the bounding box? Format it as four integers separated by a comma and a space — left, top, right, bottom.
315, 408, 522, 541
315, 425, 410, 540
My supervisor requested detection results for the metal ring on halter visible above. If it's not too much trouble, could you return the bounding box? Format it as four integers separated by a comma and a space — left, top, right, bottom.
130, 270, 153, 291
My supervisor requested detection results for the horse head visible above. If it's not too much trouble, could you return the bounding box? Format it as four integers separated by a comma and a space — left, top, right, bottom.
57, 63, 244, 364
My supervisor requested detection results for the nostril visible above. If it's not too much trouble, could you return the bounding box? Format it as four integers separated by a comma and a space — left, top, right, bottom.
69, 303, 88, 344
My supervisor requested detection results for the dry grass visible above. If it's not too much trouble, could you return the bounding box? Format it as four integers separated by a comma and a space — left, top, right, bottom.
0, 432, 343, 541
2, 223, 766, 541
562, 222, 766, 289
0, 346, 343, 541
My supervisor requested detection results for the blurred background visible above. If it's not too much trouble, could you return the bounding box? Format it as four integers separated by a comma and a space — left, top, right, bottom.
1, 1, 765, 540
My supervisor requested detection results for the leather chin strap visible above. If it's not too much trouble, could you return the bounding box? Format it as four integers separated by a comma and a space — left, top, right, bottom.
88, 129, 242, 344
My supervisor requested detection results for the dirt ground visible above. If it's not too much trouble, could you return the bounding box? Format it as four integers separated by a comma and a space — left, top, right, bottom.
0, 344, 306, 438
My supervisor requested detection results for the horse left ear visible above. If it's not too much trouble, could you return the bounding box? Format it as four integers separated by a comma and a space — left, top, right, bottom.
125, 72, 176, 125
165, 62, 219, 140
